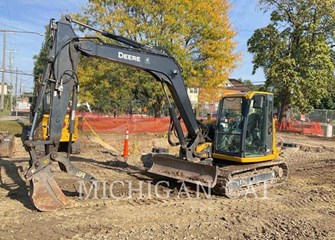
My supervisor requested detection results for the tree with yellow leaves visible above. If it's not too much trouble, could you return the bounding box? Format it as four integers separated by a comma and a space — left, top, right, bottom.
75, 0, 238, 115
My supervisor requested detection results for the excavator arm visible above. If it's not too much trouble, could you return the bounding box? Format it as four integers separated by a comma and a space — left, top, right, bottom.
24, 16, 214, 211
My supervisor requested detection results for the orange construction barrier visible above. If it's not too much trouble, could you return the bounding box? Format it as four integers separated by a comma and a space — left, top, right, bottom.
78, 114, 187, 134
276, 120, 323, 136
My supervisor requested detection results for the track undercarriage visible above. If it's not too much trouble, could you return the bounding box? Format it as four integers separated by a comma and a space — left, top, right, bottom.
148, 154, 288, 197
213, 160, 288, 197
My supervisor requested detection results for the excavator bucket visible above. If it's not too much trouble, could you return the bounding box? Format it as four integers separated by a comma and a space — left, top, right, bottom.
30, 165, 72, 211
148, 154, 218, 188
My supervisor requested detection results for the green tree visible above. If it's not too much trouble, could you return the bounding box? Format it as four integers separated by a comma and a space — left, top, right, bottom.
74, 0, 238, 116
315, 80, 335, 109
238, 78, 259, 91
248, 0, 335, 121
77, 57, 135, 113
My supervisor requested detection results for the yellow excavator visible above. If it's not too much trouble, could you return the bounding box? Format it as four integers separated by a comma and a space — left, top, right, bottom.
24, 16, 288, 211
150, 91, 288, 197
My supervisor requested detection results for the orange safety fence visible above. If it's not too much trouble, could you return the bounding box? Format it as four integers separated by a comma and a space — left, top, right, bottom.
276, 119, 323, 136
79, 113, 325, 136
78, 113, 183, 134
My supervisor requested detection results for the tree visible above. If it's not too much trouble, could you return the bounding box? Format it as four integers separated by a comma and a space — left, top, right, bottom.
74, 0, 238, 116
77, 57, 135, 113
248, 0, 335, 121
239, 78, 259, 91
315, 80, 335, 109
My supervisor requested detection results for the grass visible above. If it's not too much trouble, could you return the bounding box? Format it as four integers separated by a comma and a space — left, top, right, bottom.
0, 110, 10, 117
0, 120, 24, 135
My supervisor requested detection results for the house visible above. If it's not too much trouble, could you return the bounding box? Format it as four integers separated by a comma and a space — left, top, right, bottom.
225, 78, 252, 92
186, 87, 199, 109
187, 79, 252, 117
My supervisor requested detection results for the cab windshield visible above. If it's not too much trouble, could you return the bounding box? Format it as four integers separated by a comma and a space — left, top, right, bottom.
244, 97, 266, 156
216, 97, 244, 154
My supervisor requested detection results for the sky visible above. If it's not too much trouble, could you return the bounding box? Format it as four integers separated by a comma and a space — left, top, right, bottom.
0, 0, 271, 93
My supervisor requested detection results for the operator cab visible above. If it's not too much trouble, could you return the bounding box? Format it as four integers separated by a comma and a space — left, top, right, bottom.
213, 92, 277, 163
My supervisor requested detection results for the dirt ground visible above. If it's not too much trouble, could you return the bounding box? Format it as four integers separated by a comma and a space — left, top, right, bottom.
0, 131, 334, 240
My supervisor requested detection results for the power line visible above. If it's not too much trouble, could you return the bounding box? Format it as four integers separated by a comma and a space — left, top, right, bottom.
0, 29, 44, 36
0, 68, 38, 77
0, 29, 43, 111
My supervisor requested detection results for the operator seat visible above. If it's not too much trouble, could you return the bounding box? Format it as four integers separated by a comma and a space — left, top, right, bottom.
247, 112, 262, 144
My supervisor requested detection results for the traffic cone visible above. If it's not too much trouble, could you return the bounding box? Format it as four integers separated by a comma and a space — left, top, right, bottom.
123, 129, 129, 161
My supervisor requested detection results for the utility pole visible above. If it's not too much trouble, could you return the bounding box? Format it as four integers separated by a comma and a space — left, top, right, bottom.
0, 29, 43, 112
9, 50, 12, 112
15, 67, 18, 117
8, 49, 16, 112
20, 79, 22, 96
0, 32, 6, 112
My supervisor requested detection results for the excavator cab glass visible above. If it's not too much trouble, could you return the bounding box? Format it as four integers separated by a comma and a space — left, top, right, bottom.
215, 97, 244, 154
245, 95, 266, 156
215, 93, 274, 158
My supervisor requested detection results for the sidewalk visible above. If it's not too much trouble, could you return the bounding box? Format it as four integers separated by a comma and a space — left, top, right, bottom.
0, 115, 28, 121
